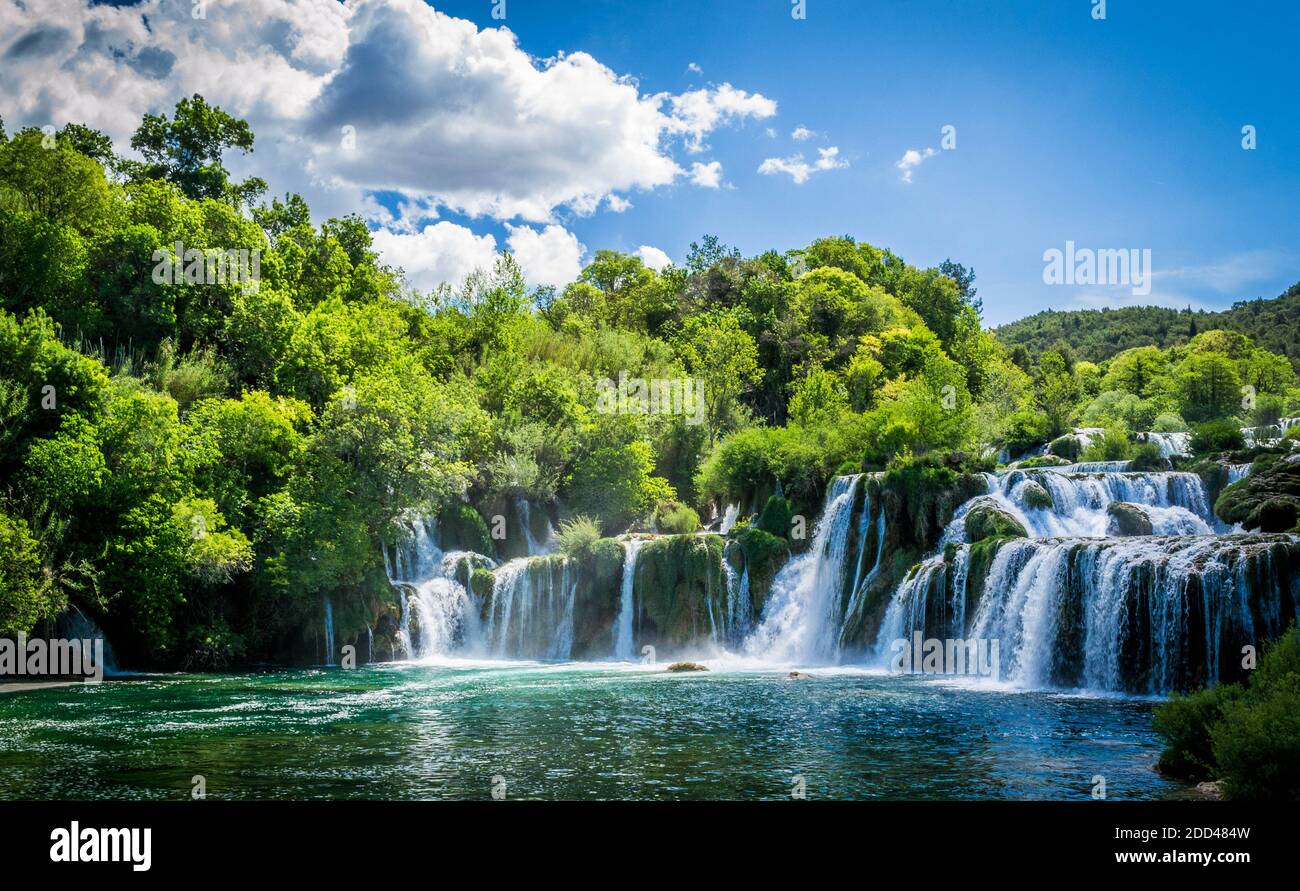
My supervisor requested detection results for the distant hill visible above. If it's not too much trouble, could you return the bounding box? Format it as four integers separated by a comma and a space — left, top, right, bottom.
994, 281, 1300, 366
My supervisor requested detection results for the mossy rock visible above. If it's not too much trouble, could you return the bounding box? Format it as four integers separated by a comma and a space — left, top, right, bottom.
633, 534, 725, 650
736, 526, 790, 614
1215, 454, 1300, 531
470, 567, 495, 598
1018, 454, 1071, 469
1020, 479, 1054, 510
439, 501, 493, 555
1048, 435, 1082, 462
666, 661, 708, 672
569, 537, 626, 657
1106, 502, 1153, 537
964, 499, 1027, 542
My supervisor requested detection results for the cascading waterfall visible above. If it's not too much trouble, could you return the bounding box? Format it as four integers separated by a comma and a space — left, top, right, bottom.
871, 458, 1300, 694
387, 518, 494, 660
744, 474, 864, 663
613, 539, 643, 659
953, 468, 1221, 540
720, 503, 740, 535
1140, 431, 1191, 458
514, 497, 555, 556
484, 558, 576, 659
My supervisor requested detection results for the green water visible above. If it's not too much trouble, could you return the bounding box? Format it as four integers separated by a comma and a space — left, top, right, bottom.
0, 661, 1189, 800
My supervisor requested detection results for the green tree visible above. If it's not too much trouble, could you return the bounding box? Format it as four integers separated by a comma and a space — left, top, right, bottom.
129, 94, 267, 204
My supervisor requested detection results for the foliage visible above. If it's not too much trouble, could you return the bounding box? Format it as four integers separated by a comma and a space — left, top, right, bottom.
555, 515, 602, 559
1190, 419, 1246, 455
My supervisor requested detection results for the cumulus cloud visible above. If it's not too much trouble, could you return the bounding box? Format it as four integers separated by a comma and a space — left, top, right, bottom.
0, 0, 777, 227
689, 160, 724, 189
634, 245, 673, 271
371, 221, 499, 292
505, 224, 586, 289
896, 146, 938, 183
791, 126, 814, 141
757, 146, 848, 184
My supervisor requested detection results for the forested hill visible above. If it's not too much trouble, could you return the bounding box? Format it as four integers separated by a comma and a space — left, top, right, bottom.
994, 282, 1300, 367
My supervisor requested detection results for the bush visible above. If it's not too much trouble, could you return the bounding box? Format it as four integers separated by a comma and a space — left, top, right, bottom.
1153, 624, 1300, 799
1190, 419, 1245, 454
1127, 441, 1166, 471
756, 495, 794, 538
653, 500, 700, 534
1079, 423, 1133, 462
555, 515, 602, 558
1151, 411, 1189, 433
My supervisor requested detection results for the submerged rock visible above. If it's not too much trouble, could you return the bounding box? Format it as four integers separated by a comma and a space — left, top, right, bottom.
964, 498, 1028, 542
787, 671, 815, 680
666, 661, 708, 672
1106, 502, 1154, 537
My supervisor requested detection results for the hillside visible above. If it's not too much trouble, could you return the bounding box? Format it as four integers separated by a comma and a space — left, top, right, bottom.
994, 282, 1300, 366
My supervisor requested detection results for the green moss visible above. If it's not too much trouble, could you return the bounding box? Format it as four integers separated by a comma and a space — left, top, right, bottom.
470, 567, 495, 599
1215, 454, 1300, 531
1017, 454, 1070, 468
756, 495, 794, 538
1106, 502, 1153, 537
439, 501, 493, 554
964, 499, 1027, 542
736, 527, 790, 614
1020, 479, 1054, 510
632, 534, 725, 650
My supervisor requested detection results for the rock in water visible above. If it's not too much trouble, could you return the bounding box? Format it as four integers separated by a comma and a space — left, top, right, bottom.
964, 498, 1028, 542
1106, 502, 1154, 537
1020, 479, 1054, 510
666, 662, 708, 672
787, 671, 815, 680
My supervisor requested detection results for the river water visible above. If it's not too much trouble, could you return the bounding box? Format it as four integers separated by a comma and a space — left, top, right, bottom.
0, 660, 1188, 800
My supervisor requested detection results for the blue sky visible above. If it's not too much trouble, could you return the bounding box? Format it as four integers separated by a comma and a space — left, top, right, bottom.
428, 0, 1300, 324
3, 0, 1297, 324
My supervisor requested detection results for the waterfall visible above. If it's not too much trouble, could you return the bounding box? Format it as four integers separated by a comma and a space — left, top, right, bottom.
322, 596, 335, 666
387, 518, 495, 660
720, 503, 740, 535
718, 541, 753, 647
1227, 463, 1252, 485
613, 539, 643, 659
951, 468, 1220, 540
514, 497, 555, 556
744, 474, 862, 663
1140, 431, 1191, 458
484, 558, 577, 659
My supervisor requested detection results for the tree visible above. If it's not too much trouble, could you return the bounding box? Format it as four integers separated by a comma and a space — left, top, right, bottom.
0, 512, 60, 635
676, 310, 761, 445
1177, 352, 1243, 422
129, 94, 266, 204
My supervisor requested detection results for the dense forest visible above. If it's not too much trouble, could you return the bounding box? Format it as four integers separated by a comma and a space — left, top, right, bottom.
995, 282, 1300, 366
1, 95, 1298, 674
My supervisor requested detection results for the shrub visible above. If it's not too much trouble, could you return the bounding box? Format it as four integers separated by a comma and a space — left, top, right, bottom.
1151, 411, 1188, 433
1127, 441, 1166, 471
1079, 423, 1133, 462
555, 515, 601, 558
1153, 624, 1300, 799
1190, 419, 1245, 454
756, 495, 794, 538
653, 500, 700, 534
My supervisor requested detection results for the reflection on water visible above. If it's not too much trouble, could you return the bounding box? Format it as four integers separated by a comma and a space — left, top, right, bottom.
0, 661, 1189, 800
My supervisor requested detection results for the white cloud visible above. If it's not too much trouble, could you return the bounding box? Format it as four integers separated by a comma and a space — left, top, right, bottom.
689, 160, 724, 189
1154, 249, 1292, 293
605, 194, 632, 213
634, 245, 673, 271
664, 83, 777, 153
371, 221, 499, 292
686, 62, 703, 75
504, 224, 586, 289
791, 126, 814, 141
757, 146, 848, 185
896, 146, 938, 183
0, 0, 777, 226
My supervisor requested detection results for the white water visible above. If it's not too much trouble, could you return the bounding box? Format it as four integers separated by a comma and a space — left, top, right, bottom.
1140, 431, 1191, 458
744, 474, 863, 663
613, 539, 643, 659
515, 497, 555, 556
720, 503, 740, 535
